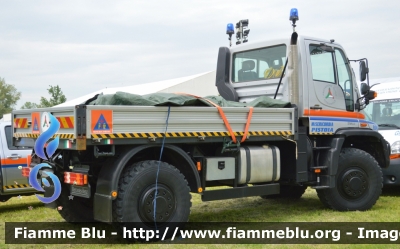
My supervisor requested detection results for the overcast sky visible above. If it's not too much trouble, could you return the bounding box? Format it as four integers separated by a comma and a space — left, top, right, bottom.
1, 0, 399, 108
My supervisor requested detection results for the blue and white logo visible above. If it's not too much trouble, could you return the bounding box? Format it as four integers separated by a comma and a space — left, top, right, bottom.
29, 113, 62, 204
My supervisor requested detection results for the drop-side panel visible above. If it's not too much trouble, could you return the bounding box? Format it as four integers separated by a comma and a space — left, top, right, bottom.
12, 107, 76, 147
86, 105, 295, 138
13, 105, 295, 148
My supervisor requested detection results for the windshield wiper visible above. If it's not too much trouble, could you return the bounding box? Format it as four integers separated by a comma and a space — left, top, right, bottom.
378, 124, 400, 129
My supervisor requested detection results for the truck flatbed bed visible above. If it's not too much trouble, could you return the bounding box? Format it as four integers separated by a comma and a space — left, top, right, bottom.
13, 105, 295, 149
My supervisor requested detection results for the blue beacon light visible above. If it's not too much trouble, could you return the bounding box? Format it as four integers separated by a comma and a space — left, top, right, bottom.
289, 8, 299, 31
226, 23, 234, 47
226, 23, 234, 34
289, 8, 299, 21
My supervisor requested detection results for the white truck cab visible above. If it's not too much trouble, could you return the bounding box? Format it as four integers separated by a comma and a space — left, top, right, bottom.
0, 119, 36, 202
363, 80, 400, 185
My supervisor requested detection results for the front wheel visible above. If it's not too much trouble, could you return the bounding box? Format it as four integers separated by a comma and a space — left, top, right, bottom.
317, 148, 382, 211
112, 160, 191, 239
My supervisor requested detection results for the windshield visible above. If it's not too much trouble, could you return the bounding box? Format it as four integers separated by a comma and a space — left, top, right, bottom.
364, 98, 400, 128
232, 45, 286, 83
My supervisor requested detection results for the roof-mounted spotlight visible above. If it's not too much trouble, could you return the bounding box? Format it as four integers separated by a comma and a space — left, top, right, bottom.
235, 19, 250, 45
243, 29, 250, 43
240, 19, 248, 27
236, 32, 241, 45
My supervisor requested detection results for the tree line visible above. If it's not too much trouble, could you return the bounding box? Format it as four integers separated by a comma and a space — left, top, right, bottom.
0, 77, 66, 119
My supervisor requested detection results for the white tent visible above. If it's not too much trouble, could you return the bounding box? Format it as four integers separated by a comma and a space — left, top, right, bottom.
368, 77, 400, 85
358, 77, 400, 87
57, 71, 217, 107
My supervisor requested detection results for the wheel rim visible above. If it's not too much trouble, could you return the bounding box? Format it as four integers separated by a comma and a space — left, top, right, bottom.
138, 183, 176, 223
338, 167, 369, 199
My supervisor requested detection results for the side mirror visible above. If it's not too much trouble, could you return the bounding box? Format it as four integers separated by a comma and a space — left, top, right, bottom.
359, 61, 369, 82
366, 90, 377, 101
364, 90, 377, 105
360, 83, 370, 95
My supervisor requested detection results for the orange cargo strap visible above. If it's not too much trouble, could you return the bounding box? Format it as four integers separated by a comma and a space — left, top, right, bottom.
241, 107, 253, 143
175, 92, 238, 143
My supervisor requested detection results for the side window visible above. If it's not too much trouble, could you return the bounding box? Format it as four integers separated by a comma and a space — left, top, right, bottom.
309, 45, 335, 83
232, 58, 258, 83
5, 126, 17, 150
4, 126, 32, 150
335, 48, 354, 111
232, 45, 286, 83
258, 60, 269, 78
366, 100, 400, 127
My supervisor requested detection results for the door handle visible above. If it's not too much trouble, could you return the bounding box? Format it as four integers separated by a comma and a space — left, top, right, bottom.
7, 154, 21, 159
310, 106, 323, 110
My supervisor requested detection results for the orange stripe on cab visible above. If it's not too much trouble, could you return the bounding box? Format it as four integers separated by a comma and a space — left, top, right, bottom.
1, 158, 29, 165
304, 109, 365, 119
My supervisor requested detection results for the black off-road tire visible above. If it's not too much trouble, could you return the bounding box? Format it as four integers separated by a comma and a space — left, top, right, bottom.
56, 184, 95, 222
112, 160, 191, 238
0, 171, 11, 202
261, 185, 307, 199
316, 148, 382, 211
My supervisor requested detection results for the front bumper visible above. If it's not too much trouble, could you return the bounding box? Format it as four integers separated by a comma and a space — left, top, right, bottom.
382, 158, 400, 185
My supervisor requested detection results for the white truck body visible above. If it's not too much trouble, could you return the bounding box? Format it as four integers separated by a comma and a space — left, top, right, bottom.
0, 120, 36, 202
363, 80, 400, 185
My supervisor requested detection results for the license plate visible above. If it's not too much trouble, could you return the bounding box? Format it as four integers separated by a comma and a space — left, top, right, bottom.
70, 185, 91, 198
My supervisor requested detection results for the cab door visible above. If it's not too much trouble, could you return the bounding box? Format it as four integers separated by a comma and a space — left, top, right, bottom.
0, 123, 33, 192
305, 39, 355, 112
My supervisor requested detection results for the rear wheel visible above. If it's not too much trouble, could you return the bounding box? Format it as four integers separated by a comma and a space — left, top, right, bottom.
112, 160, 191, 239
317, 148, 382, 211
0, 196, 11, 202
56, 184, 95, 222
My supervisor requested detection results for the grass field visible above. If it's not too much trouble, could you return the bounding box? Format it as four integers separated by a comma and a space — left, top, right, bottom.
1, 187, 400, 248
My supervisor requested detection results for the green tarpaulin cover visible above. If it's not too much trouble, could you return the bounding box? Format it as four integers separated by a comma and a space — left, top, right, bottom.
88, 92, 291, 108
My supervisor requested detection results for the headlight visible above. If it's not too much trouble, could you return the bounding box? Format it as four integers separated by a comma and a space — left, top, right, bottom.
391, 141, 400, 154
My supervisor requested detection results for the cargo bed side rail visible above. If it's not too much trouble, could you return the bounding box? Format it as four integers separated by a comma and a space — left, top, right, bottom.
12, 107, 77, 148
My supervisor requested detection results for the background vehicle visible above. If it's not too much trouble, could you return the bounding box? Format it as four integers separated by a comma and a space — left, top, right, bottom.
12, 9, 390, 236
0, 116, 36, 202
363, 80, 400, 185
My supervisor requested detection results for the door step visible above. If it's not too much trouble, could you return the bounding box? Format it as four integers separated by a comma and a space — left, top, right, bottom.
312, 186, 329, 189
313, 147, 331, 150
